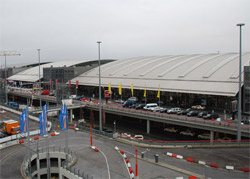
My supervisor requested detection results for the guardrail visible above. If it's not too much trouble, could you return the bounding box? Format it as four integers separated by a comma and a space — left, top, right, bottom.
118, 134, 250, 146
0, 105, 52, 145
84, 103, 250, 136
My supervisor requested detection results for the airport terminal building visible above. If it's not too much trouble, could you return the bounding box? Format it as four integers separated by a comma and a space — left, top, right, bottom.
4, 52, 250, 113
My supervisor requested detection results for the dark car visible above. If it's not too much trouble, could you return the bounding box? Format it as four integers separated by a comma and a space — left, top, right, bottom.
75, 96, 84, 100
135, 104, 145, 110
203, 113, 219, 120
160, 108, 168, 113
187, 111, 199, 116
157, 101, 164, 106
122, 100, 136, 108
177, 108, 191, 115
198, 111, 208, 118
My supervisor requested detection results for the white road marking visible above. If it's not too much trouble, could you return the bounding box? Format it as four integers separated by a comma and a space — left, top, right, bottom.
99, 148, 111, 179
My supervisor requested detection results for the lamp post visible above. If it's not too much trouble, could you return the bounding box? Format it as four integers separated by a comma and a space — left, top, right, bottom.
236, 23, 245, 141
0, 51, 21, 104
97, 41, 102, 131
37, 49, 42, 108
4, 55, 7, 104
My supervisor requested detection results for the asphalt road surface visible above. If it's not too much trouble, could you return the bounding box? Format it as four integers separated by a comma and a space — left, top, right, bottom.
1, 128, 250, 179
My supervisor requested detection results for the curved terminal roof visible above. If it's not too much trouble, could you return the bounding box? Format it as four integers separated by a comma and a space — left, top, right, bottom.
8, 59, 114, 82
71, 52, 250, 96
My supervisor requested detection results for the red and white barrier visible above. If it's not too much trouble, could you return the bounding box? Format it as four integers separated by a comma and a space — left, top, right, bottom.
187, 158, 194, 162
115, 146, 135, 179
241, 168, 250, 172
34, 136, 39, 140
91, 146, 99, 152
198, 161, 206, 165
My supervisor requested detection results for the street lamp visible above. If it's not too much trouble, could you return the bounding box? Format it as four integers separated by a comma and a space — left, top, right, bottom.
236, 23, 245, 141
37, 49, 42, 108
97, 41, 102, 131
0, 51, 21, 104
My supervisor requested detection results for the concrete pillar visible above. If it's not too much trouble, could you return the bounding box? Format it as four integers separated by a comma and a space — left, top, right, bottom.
36, 156, 41, 179
147, 120, 150, 134
70, 109, 73, 123
79, 108, 83, 119
210, 131, 214, 144
102, 111, 106, 128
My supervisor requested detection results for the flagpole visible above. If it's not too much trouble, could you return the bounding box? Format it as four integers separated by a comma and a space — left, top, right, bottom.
45, 106, 50, 179
26, 106, 31, 176
65, 105, 69, 167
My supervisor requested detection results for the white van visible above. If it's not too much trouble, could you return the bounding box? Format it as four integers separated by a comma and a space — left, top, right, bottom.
143, 103, 159, 111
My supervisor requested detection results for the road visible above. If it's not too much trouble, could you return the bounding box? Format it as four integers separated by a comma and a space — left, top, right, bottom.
1, 127, 250, 179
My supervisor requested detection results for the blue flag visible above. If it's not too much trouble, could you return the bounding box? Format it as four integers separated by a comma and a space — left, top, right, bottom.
20, 108, 28, 134
39, 111, 46, 136
59, 104, 68, 131
43, 104, 48, 124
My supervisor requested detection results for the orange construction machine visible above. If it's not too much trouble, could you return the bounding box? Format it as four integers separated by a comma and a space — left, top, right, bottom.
1, 120, 20, 135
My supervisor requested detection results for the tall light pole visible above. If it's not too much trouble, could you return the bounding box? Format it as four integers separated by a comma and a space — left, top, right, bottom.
236, 23, 245, 141
97, 41, 102, 131
0, 51, 21, 104
37, 49, 42, 108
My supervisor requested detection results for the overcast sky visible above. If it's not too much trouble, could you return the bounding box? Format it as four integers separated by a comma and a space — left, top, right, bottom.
1, 0, 249, 66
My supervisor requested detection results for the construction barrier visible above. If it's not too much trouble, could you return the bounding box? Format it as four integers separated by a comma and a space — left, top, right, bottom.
34, 136, 39, 140
177, 155, 183, 159
120, 149, 124, 154
172, 154, 177, 158
210, 163, 218, 168
91, 146, 99, 152
187, 158, 194, 162
126, 158, 130, 163
198, 161, 206, 165
188, 176, 197, 179
225, 166, 234, 170
241, 168, 250, 172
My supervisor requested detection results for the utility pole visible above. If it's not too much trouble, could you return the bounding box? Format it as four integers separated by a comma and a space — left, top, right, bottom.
236, 23, 245, 141
0, 51, 21, 104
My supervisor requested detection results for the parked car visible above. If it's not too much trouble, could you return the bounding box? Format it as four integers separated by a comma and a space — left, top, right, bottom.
69, 95, 77, 99
191, 105, 206, 110
164, 127, 179, 133
198, 133, 210, 140
203, 113, 219, 120
115, 99, 124, 104
75, 96, 84, 100
133, 135, 144, 140
122, 100, 136, 108
187, 111, 199, 116
198, 111, 208, 118
177, 108, 191, 115
121, 133, 131, 138
135, 104, 145, 110
157, 101, 164, 106
160, 108, 168, 113
167, 107, 181, 114
143, 103, 159, 111
128, 97, 138, 101
180, 130, 195, 137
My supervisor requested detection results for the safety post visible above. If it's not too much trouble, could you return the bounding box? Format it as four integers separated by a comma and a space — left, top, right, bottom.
136, 148, 138, 177
90, 125, 93, 146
